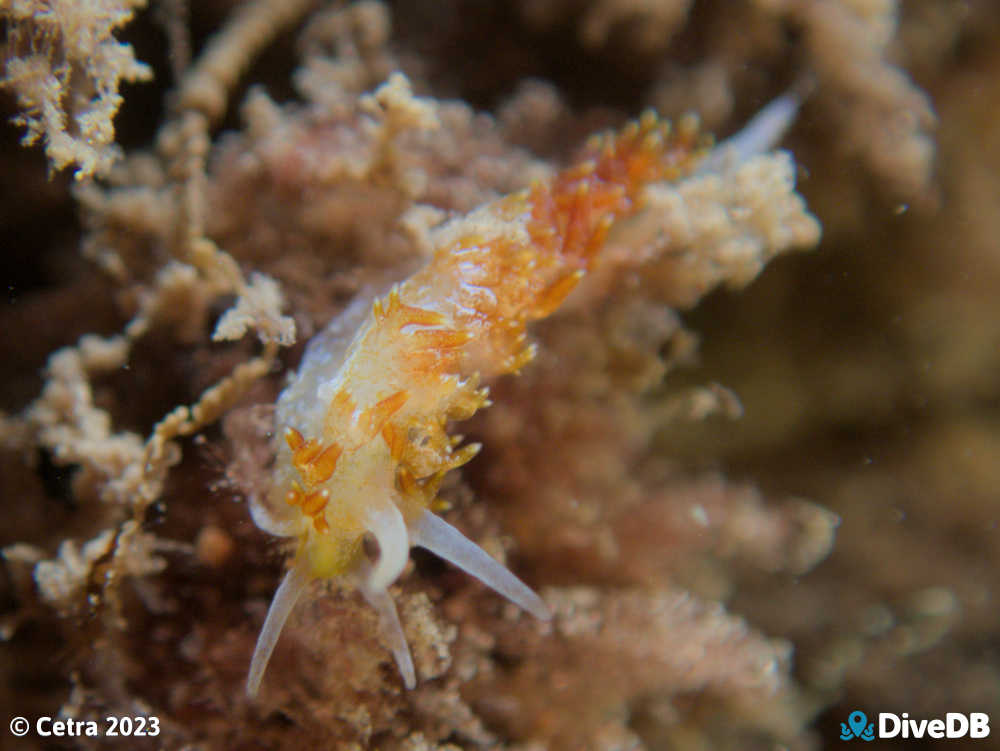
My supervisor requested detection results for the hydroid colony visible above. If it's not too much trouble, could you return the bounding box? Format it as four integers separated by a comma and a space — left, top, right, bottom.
5, 0, 978, 747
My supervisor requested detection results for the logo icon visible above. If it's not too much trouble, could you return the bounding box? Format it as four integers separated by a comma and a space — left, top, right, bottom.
841, 710, 875, 741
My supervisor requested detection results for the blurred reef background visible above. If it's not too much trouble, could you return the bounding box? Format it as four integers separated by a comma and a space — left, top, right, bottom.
1, 1, 998, 749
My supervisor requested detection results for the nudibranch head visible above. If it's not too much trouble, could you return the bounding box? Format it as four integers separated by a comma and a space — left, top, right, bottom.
246, 295, 550, 697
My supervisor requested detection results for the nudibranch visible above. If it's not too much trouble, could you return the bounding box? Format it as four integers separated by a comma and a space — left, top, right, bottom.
246, 91, 801, 696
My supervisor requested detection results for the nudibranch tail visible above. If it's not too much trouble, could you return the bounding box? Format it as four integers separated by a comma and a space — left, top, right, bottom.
696, 91, 802, 175
247, 556, 313, 698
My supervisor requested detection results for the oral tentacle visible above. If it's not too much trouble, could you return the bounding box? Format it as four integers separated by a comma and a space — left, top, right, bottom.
359, 577, 416, 689
409, 509, 550, 621
247, 555, 313, 697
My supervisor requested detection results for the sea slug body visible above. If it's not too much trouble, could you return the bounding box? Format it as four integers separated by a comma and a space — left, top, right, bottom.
246, 86, 801, 696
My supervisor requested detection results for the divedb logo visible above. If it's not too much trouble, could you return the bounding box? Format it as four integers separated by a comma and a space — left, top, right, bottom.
840, 710, 990, 741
